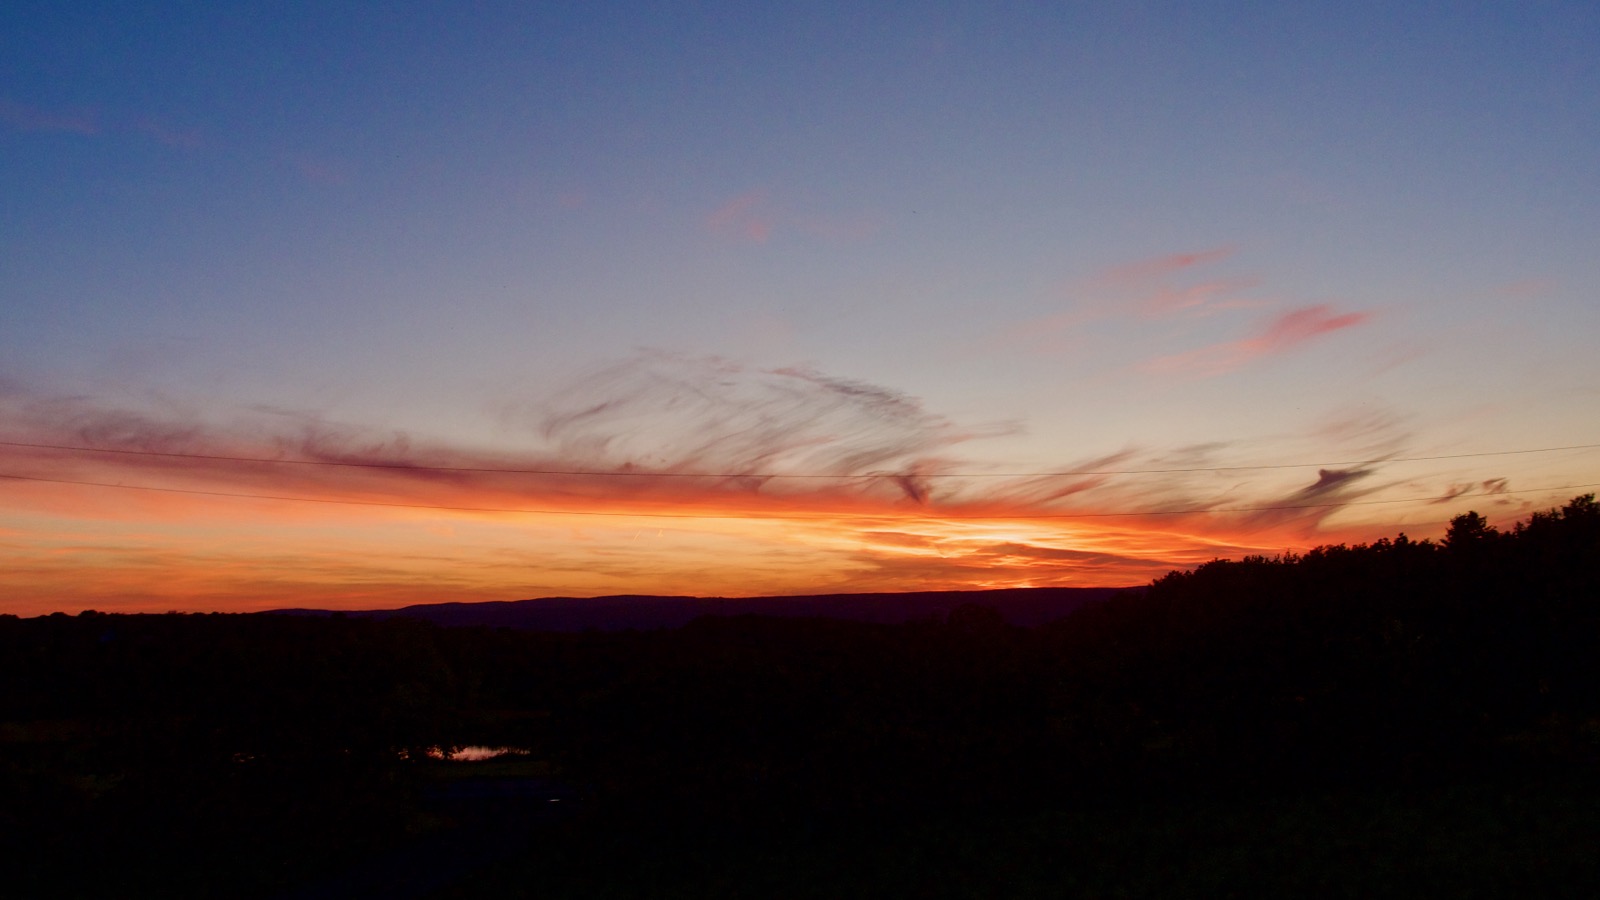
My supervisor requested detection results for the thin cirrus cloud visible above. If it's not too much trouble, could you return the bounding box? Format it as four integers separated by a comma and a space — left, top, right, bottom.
0, 351, 1409, 528
705, 189, 881, 244
2, 99, 203, 149
0, 353, 1474, 613
1494, 278, 1557, 299
134, 117, 202, 149
1135, 279, 1265, 319
292, 156, 350, 185
993, 246, 1262, 354
0, 353, 1008, 518
1430, 477, 1513, 505
1141, 304, 1373, 377
706, 189, 773, 243
1091, 245, 1239, 287
1092, 246, 1253, 323
0, 98, 98, 135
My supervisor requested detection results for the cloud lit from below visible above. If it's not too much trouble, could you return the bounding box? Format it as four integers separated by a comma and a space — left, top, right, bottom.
0, 355, 1584, 615
1142, 305, 1373, 377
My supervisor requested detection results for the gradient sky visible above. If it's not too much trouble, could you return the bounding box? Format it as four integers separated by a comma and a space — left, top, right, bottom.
4, 2, 1599, 614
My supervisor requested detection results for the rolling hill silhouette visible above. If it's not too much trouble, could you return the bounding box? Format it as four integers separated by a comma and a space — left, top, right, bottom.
269, 586, 1125, 631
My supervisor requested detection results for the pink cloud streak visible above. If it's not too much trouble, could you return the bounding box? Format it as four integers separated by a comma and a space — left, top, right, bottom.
705, 190, 880, 245
992, 247, 1258, 355
1136, 278, 1263, 318
707, 190, 773, 243
1142, 304, 1373, 377
1093, 245, 1237, 286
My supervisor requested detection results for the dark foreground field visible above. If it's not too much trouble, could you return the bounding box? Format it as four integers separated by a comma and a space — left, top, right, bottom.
3, 497, 1597, 897
439, 773, 1600, 899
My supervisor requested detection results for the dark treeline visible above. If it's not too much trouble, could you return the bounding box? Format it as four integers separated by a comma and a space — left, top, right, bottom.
3, 496, 1598, 897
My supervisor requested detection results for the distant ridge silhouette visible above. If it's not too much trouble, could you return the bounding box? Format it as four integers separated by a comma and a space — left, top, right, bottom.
267, 586, 1127, 631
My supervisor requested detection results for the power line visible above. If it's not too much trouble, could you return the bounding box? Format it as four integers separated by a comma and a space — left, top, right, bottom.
2, 439, 1598, 479
3, 471, 1595, 521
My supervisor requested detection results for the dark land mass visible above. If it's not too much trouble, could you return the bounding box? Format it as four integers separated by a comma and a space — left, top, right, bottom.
268, 586, 1126, 631
3, 496, 1599, 898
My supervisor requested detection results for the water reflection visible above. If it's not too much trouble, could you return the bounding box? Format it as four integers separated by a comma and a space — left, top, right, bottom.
427, 745, 532, 762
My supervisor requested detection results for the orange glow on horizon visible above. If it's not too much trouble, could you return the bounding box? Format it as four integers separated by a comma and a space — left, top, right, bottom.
3, 436, 1590, 616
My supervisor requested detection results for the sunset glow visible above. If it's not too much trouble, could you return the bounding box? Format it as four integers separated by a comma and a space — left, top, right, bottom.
4, 395, 1595, 615
3, 4, 1598, 615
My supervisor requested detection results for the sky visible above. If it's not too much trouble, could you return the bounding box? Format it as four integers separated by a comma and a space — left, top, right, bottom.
3, 2, 1598, 615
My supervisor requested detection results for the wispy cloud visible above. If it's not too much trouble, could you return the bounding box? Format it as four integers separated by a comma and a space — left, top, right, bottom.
0, 354, 1417, 534
1, 354, 1011, 519
0, 98, 98, 135
994, 246, 1262, 354
507, 351, 1012, 505
292, 156, 349, 185
707, 190, 773, 243
792, 211, 884, 242
135, 117, 201, 149
705, 189, 881, 244
1142, 304, 1372, 377
1494, 278, 1557, 299
1132, 278, 1265, 319
1430, 476, 1513, 505
1, 100, 204, 150
1, 357, 1501, 613
1092, 245, 1237, 286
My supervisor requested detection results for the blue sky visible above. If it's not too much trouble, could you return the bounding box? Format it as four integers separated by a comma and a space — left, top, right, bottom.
3, 2, 1598, 612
